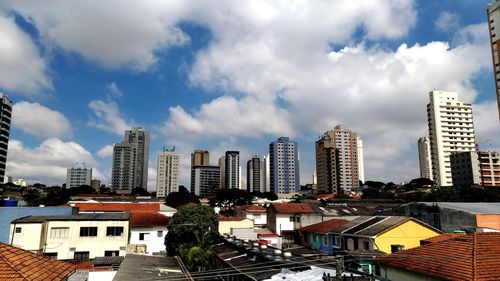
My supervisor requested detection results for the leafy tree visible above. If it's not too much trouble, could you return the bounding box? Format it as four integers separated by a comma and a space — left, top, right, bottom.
165, 189, 200, 208
361, 187, 381, 199
263, 192, 278, 201
210, 188, 253, 209
131, 187, 150, 196
185, 246, 215, 272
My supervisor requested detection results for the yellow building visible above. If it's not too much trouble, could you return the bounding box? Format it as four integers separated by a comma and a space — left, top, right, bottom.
218, 217, 254, 235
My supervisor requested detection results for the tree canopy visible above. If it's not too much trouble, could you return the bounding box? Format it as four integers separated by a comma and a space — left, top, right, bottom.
165, 188, 200, 208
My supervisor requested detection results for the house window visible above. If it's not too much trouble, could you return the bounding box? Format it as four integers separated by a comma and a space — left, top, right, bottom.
334, 236, 341, 246
105, 250, 119, 257
323, 235, 328, 246
106, 227, 124, 237
296, 216, 300, 223
74, 251, 90, 261
80, 227, 98, 237
139, 233, 149, 241
50, 227, 69, 239
44, 252, 57, 259
313, 234, 318, 243
157, 230, 163, 237
15, 227, 21, 233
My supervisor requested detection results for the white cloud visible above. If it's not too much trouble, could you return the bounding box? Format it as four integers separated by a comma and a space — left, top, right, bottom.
473, 101, 500, 151
0, 14, 50, 94
12, 102, 72, 138
97, 144, 113, 158
107, 82, 123, 98
87, 100, 134, 135
434, 11, 460, 32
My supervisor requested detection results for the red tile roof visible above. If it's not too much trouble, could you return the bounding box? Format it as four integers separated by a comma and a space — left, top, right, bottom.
130, 212, 170, 227
420, 233, 466, 245
377, 233, 500, 281
236, 205, 266, 212
71, 202, 160, 213
218, 216, 246, 222
270, 203, 316, 214
297, 219, 349, 234
0, 242, 76, 281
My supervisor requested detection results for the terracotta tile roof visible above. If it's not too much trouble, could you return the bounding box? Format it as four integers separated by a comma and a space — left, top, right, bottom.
71, 202, 159, 213
377, 233, 500, 281
218, 216, 246, 222
296, 219, 349, 234
130, 212, 170, 227
0, 242, 76, 281
269, 203, 316, 214
236, 205, 266, 212
420, 233, 466, 245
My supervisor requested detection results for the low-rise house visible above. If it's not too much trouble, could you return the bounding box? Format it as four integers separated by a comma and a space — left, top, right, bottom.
267, 203, 322, 235
10, 213, 129, 260
297, 219, 349, 254
128, 212, 170, 255
0, 242, 76, 280
218, 216, 254, 235
377, 233, 500, 281
234, 205, 267, 225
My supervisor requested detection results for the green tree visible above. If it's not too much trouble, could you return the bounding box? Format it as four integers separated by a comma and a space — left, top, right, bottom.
210, 188, 253, 209
165, 189, 200, 208
185, 246, 215, 272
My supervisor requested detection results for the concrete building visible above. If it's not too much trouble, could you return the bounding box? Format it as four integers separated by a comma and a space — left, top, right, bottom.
128, 213, 170, 255
66, 163, 92, 189
2, 175, 11, 184
450, 151, 482, 186
247, 156, 266, 192
315, 134, 339, 194
266, 203, 322, 235
418, 137, 433, 180
488, 1, 500, 122
427, 91, 476, 186
269, 137, 299, 194
218, 156, 225, 189
191, 166, 220, 197
479, 151, 500, 187
225, 151, 240, 189
155, 148, 179, 198
0, 93, 12, 183
191, 150, 210, 191
91, 179, 101, 191
13, 178, 27, 187
356, 137, 365, 184
111, 127, 150, 191
263, 154, 270, 192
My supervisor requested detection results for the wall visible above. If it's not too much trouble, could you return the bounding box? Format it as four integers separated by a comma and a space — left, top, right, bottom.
218, 219, 254, 235
9, 223, 43, 251
246, 212, 267, 225
375, 220, 440, 254
380, 266, 442, 281
476, 214, 500, 231
275, 215, 294, 235
129, 226, 168, 255
299, 213, 322, 228
88, 271, 117, 281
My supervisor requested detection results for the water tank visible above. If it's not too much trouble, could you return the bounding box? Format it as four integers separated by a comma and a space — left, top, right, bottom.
260, 245, 267, 250
4, 200, 18, 207
273, 249, 282, 256
282, 252, 292, 259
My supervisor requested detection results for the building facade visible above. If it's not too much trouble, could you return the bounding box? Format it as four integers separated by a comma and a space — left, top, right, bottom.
479, 151, 500, 187
247, 156, 265, 192
427, 91, 476, 186
191, 150, 210, 191
488, 1, 500, 122
0, 93, 12, 183
218, 156, 225, 189
418, 137, 433, 180
66, 163, 92, 189
111, 127, 150, 191
225, 151, 240, 189
450, 151, 482, 186
156, 148, 180, 198
315, 135, 339, 194
191, 166, 220, 197
269, 137, 300, 194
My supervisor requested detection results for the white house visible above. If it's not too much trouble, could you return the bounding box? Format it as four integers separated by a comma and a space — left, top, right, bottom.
128, 212, 170, 255
234, 205, 267, 225
9, 213, 129, 260
266, 203, 322, 235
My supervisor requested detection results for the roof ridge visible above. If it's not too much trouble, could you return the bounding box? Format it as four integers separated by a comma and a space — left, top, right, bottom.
472, 232, 478, 281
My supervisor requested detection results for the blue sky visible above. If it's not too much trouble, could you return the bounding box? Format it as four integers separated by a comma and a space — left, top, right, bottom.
0, 0, 498, 190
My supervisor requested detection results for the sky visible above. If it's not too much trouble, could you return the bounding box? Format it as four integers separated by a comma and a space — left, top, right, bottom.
0, 0, 499, 190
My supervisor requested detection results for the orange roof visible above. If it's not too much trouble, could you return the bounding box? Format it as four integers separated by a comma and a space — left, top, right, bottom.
316, 194, 335, 200
218, 216, 246, 222
377, 233, 500, 281
71, 202, 159, 213
236, 205, 266, 212
420, 233, 466, 245
130, 212, 170, 227
270, 203, 316, 214
0, 242, 76, 280
297, 219, 349, 234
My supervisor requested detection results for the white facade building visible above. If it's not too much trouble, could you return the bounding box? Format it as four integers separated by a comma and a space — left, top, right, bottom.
418, 137, 433, 180
192, 166, 220, 197
225, 151, 240, 189
128, 213, 169, 255
156, 148, 180, 198
357, 137, 365, 184
488, 0, 500, 122
427, 91, 476, 186
66, 163, 92, 189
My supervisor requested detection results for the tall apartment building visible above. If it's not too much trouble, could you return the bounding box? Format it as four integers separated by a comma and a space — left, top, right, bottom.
191, 166, 220, 197
156, 148, 180, 198
488, 1, 500, 122
450, 151, 482, 186
247, 156, 266, 192
225, 151, 240, 189
190, 150, 209, 193
111, 127, 150, 191
315, 134, 339, 194
356, 137, 365, 184
66, 163, 92, 189
269, 137, 299, 194
218, 156, 225, 189
427, 91, 476, 186
418, 137, 433, 180
0, 93, 12, 183
479, 151, 500, 187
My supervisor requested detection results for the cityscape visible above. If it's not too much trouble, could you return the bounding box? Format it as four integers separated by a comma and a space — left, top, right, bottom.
0, 1, 500, 281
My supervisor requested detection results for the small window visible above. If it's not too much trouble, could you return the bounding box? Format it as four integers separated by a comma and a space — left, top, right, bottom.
139, 233, 149, 241
106, 227, 124, 237
157, 230, 163, 237
253, 214, 261, 219
289, 217, 295, 222
74, 251, 90, 261
44, 252, 57, 259
334, 236, 341, 246
80, 227, 98, 237
296, 216, 301, 223
50, 227, 69, 239
15, 227, 21, 233
104, 250, 119, 257
323, 235, 328, 246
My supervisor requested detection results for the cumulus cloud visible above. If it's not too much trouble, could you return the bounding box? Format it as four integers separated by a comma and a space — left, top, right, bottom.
87, 100, 134, 135
12, 102, 72, 138
0, 14, 51, 94
473, 101, 500, 151
97, 144, 114, 158
434, 11, 460, 32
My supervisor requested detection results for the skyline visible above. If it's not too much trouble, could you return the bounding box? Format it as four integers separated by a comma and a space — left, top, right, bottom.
0, 0, 499, 190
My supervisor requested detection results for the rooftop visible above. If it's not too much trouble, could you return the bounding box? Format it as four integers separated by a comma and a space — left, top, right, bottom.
12, 213, 130, 223
236, 205, 266, 212
296, 219, 349, 234
420, 202, 500, 215
218, 216, 247, 222
0, 242, 76, 280
130, 212, 170, 227
113, 254, 188, 281
420, 233, 466, 245
270, 203, 316, 214
69, 202, 160, 213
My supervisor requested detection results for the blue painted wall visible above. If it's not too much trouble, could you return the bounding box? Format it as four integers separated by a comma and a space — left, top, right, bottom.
0, 207, 76, 243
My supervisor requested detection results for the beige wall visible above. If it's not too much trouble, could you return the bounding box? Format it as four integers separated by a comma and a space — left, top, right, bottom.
218, 219, 254, 235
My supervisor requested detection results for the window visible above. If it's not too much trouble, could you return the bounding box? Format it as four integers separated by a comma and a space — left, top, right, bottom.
139, 233, 149, 241
44, 252, 57, 259
157, 230, 163, 237
80, 227, 98, 237
50, 227, 69, 239
334, 236, 341, 246
323, 235, 328, 246
363, 241, 370, 250
296, 216, 301, 223
105, 250, 119, 257
15, 227, 21, 233
289, 217, 295, 222
74, 251, 90, 261
106, 227, 124, 237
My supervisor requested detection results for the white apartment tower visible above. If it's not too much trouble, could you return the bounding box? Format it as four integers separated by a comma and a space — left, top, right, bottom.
156, 148, 180, 197
356, 137, 365, 184
487, 0, 500, 122
0, 93, 12, 183
418, 137, 433, 180
225, 151, 240, 189
427, 91, 476, 186
111, 127, 150, 191
66, 163, 92, 189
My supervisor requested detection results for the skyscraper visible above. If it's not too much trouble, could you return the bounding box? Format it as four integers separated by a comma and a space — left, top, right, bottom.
427, 91, 476, 186
0, 93, 12, 183
487, 1, 500, 122
418, 137, 433, 180
225, 151, 240, 189
66, 163, 92, 189
156, 147, 180, 198
269, 137, 299, 194
218, 156, 226, 189
356, 137, 365, 184
111, 127, 150, 191
247, 156, 265, 192
191, 150, 209, 193
315, 134, 339, 194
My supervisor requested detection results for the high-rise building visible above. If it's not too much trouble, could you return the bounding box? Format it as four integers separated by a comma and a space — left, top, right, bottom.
479, 151, 500, 187
91, 179, 101, 191
315, 134, 339, 194
156, 148, 180, 198
247, 156, 266, 192
450, 151, 482, 187
0, 93, 12, 183
263, 154, 271, 192
66, 163, 92, 189
192, 166, 220, 197
111, 127, 150, 191
190, 150, 210, 193
269, 137, 299, 194
218, 156, 225, 189
487, 1, 500, 122
356, 137, 365, 184
418, 137, 433, 180
225, 151, 240, 189
427, 91, 476, 186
